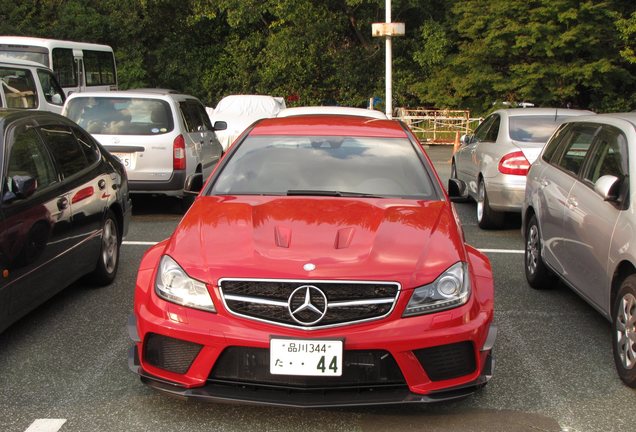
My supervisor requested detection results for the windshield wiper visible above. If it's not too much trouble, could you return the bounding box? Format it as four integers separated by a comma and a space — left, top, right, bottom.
286, 190, 385, 198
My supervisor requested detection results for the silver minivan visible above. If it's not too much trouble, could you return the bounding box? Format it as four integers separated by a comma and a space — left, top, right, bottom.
63, 90, 224, 204
0, 56, 66, 113
523, 113, 636, 387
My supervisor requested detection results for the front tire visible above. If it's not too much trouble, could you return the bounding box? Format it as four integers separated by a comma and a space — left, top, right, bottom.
612, 275, 636, 387
477, 178, 505, 229
88, 211, 120, 286
524, 214, 554, 289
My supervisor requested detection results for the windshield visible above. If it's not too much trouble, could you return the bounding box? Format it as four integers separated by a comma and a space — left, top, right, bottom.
0, 50, 49, 67
66, 97, 174, 135
508, 115, 573, 142
210, 135, 437, 199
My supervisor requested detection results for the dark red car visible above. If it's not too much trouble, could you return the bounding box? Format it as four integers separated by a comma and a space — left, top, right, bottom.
128, 114, 496, 407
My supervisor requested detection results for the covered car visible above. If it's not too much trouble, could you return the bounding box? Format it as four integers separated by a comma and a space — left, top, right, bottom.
206, 94, 285, 150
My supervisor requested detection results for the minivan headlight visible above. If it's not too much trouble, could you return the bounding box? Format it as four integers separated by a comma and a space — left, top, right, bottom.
155, 255, 216, 312
403, 262, 470, 317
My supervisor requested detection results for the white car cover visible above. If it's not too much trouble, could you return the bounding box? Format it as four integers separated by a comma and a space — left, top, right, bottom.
207, 95, 286, 150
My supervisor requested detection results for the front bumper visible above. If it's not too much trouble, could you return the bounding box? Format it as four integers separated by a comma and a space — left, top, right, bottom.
128, 307, 496, 407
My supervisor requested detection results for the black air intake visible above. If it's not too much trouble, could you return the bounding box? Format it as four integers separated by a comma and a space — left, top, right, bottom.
143, 333, 202, 374
413, 341, 476, 381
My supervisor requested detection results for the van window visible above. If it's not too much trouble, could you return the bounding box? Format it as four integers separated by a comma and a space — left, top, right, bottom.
0, 67, 38, 109
37, 69, 65, 106
180, 100, 209, 132
83, 50, 116, 86
51, 48, 77, 88
66, 97, 174, 135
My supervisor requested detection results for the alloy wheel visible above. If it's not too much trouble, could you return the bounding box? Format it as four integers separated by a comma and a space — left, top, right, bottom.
526, 224, 540, 276
101, 218, 118, 274
616, 292, 636, 370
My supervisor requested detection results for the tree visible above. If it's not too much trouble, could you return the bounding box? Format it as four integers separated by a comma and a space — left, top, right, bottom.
413, 0, 636, 114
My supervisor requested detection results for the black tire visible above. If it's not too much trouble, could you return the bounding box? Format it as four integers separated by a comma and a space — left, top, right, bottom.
477, 178, 505, 229
88, 210, 120, 286
450, 160, 469, 202
180, 194, 196, 212
612, 275, 636, 387
524, 214, 555, 289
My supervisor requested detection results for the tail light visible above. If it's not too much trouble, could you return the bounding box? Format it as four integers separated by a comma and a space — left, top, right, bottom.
498, 151, 530, 176
173, 135, 186, 170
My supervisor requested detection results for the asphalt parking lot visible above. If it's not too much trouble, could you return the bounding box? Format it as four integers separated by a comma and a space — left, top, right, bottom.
1, 145, 634, 432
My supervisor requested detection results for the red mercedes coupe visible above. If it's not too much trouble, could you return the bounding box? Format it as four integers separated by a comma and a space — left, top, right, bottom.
128, 114, 496, 407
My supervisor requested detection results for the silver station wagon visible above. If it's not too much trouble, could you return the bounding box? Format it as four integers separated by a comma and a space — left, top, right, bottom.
523, 113, 636, 387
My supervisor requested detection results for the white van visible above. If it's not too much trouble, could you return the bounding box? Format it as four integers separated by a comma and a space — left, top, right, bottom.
63, 90, 224, 205
0, 56, 66, 113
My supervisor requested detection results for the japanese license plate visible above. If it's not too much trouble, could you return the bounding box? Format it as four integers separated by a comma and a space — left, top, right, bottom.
270, 338, 343, 376
112, 152, 136, 169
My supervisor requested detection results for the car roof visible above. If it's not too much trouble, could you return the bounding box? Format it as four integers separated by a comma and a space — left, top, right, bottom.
556, 112, 636, 129
249, 114, 407, 138
65, 90, 197, 100
277, 106, 388, 119
494, 107, 594, 117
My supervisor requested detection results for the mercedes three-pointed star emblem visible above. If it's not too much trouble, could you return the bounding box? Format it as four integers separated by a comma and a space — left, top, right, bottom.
287, 285, 328, 326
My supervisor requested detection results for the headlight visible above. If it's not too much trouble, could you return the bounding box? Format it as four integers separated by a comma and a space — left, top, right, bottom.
155, 255, 216, 312
403, 262, 470, 317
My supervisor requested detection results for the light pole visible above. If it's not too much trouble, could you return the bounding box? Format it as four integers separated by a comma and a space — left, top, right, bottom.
372, 0, 404, 119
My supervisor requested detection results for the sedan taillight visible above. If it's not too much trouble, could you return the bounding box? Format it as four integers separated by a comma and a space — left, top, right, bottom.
173, 134, 186, 170
498, 151, 530, 176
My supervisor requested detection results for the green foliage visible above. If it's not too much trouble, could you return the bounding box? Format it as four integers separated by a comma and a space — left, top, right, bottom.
1, 0, 635, 113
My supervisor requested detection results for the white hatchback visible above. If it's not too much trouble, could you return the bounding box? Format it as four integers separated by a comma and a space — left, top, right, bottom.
64, 90, 224, 202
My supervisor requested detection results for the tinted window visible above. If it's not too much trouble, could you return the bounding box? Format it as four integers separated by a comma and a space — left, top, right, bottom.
5, 126, 58, 200
66, 97, 174, 135
484, 115, 500, 141
38, 125, 89, 178
179, 100, 206, 132
473, 115, 496, 143
542, 123, 570, 162
554, 125, 599, 175
584, 126, 627, 184
52, 48, 77, 87
37, 69, 65, 105
509, 116, 571, 142
0, 67, 38, 109
211, 135, 436, 199
83, 50, 116, 86
72, 127, 100, 165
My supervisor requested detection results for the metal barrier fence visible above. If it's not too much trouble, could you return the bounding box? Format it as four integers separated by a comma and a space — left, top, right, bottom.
395, 108, 482, 144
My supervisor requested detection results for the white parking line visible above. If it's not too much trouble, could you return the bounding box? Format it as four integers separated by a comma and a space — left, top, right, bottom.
479, 248, 524, 254
24, 419, 66, 432
123, 241, 157, 246
122, 241, 524, 255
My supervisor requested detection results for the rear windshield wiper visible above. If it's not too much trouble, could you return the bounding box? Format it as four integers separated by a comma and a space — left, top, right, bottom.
286, 190, 385, 198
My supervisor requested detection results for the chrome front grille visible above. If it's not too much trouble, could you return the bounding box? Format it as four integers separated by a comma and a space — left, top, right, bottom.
219, 279, 400, 329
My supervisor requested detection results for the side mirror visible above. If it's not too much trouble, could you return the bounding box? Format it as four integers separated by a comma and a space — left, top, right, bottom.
213, 121, 227, 131
4, 175, 37, 203
51, 94, 63, 105
448, 178, 467, 201
460, 134, 471, 145
184, 172, 203, 194
594, 175, 621, 201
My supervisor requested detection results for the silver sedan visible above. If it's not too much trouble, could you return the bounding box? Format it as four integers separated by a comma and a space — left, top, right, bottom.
451, 108, 593, 229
